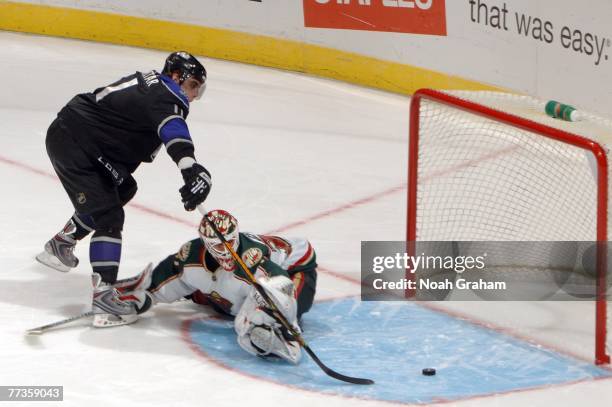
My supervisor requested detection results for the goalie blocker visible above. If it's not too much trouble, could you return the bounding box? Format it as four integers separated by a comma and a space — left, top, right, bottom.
138, 209, 317, 363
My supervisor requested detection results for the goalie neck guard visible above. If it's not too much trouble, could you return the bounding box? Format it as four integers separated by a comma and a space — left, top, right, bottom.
199, 209, 240, 271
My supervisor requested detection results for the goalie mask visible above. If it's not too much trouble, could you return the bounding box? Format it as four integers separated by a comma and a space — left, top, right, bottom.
199, 209, 240, 271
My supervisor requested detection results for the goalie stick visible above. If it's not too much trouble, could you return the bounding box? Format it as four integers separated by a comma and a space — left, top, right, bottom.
198, 206, 374, 385
25, 311, 94, 335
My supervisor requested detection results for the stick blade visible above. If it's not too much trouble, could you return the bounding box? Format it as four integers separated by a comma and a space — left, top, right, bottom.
25, 329, 43, 336
325, 370, 375, 385
304, 346, 375, 385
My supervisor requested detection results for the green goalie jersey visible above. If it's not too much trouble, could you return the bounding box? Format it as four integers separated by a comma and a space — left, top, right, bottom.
147, 233, 317, 316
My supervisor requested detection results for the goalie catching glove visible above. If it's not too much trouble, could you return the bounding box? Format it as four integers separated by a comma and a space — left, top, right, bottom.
180, 163, 212, 211
235, 275, 302, 364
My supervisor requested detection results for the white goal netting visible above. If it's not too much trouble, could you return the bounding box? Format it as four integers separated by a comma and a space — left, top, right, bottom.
409, 90, 612, 364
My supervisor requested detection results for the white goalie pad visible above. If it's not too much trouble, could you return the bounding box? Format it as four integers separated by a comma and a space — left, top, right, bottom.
235, 276, 301, 364
112, 263, 154, 313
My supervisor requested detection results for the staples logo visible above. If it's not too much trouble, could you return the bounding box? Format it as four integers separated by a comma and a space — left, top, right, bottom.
314, 0, 432, 8
303, 0, 447, 36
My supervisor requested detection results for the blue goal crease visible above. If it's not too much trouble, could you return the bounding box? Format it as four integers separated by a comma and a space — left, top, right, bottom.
187, 299, 612, 404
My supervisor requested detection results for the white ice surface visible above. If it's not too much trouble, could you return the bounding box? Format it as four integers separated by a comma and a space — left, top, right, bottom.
0, 32, 611, 406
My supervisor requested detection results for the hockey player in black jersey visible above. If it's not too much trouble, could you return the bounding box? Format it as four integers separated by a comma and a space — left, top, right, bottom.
36, 51, 212, 327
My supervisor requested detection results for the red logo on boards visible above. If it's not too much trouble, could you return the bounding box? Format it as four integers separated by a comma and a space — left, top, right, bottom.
303, 0, 447, 36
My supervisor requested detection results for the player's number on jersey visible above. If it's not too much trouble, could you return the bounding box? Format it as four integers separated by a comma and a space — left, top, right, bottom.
95, 78, 139, 102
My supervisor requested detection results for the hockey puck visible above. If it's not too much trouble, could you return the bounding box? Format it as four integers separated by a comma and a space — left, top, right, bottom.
422, 368, 436, 376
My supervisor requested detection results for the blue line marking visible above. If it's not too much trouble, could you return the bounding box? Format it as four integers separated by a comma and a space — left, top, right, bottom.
188, 299, 611, 404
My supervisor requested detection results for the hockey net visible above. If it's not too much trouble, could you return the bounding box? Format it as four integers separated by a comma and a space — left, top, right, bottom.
408, 89, 612, 364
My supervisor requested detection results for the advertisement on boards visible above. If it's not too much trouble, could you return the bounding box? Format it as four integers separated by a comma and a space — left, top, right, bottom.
303, 0, 447, 36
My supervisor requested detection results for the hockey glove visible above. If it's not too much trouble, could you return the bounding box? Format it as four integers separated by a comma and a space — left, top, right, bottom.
179, 163, 212, 211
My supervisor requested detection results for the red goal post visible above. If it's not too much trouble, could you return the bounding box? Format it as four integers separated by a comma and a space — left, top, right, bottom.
407, 88, 610, 364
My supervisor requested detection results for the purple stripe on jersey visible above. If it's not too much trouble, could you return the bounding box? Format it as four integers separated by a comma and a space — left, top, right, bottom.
160, 118, 192, 145
159, 75, 189, 107
89, 241, 122, 262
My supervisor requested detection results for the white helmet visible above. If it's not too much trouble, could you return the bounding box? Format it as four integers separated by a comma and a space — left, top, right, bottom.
199, 209, 240, 271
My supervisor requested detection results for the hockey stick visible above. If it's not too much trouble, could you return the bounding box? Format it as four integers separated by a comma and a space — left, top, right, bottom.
198, 206, 374, 385
25, 311, 94, 335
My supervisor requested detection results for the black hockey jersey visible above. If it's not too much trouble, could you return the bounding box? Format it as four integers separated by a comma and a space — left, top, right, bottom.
58, 71, 195, 172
